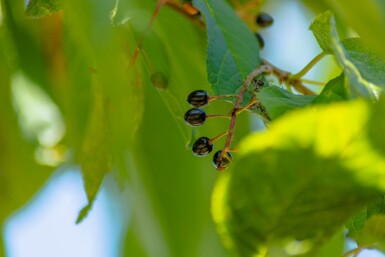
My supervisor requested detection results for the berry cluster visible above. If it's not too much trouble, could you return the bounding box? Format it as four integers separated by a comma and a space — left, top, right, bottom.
183, 12, 274, 171
184, 90, 235, 170
255, 12, 274, 49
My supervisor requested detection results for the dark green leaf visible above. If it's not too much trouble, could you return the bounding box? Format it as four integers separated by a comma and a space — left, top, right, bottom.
193, 0, 261, 96
257, 86, 316, 119
26, 0, 61, 18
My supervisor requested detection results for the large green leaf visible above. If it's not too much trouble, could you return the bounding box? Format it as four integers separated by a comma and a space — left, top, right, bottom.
212, 99, 385, 256
193, 0, 261, 96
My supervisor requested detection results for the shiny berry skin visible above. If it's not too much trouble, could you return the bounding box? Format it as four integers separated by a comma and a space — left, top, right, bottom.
256, 12, 274, 28
192, 137, 213, 156
187, 90, 209, 107
213, 150, 232, 170
255, 33, 265, 49
184, 108, 206, 126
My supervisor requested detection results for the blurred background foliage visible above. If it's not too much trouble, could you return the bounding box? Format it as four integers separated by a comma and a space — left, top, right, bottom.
1, 0, 385, 257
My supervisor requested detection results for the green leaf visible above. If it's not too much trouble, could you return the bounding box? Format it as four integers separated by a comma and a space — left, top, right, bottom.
76, 84, 110, 224
309, 11, 381, 98
364, 215, 385, 241
342, 38, 385, 88
317, 228, 345, 257
309, 10, 334, 53
193, 0, 261, 96
26, 0, 61, 18
212, 100, 385, 256
368, 97, 385, 156
347, 196, 385, 237
257, 86, 316, 120
322, 0, 385, 59
312, 73, 347, 104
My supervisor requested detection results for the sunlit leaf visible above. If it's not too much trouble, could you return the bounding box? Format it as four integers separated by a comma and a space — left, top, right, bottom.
212, 100, 385, 256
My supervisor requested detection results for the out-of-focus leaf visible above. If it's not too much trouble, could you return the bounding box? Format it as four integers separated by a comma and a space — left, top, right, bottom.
342, 38, 385, 88
193, 0, 261, 97
257, 86, 316, 120
368, 97, 385, 156
364, 215, 385, 241
212, 99, 385, 256
26, 0, 61, 18
322, 0, 385, 59
0, 33, 53, 237
309, 10, 334, 53
317, 229, 344, 257
76, 83, 110, 224
110, 1, 234, 257
309, 11, 384, 98
312, 73, 347, 104
347, 196, 385, 237
59, 0, 146, 221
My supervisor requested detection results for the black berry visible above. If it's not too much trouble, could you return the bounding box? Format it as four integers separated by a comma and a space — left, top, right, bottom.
192, 137, 213, 156
213, 150, 232, 170
187, 90, 209, 107
255, 33, 265, 49
256, 12, 274, 28
184, 108, 206, 126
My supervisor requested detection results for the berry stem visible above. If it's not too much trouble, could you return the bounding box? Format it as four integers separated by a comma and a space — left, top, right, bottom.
235, 98, 258, 114
206, 114, 231, 119
209, 94, 239, 101
209, 131, 228, 144
262, 59, 315, 95
219, 64, 271, 163
300, 78, 325, 86
289, 52, 326, 79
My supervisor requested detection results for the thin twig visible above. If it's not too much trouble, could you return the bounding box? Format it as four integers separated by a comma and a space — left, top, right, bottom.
290, 52, 326, 79
262, 59, 316, 95
218, 65, 271, 170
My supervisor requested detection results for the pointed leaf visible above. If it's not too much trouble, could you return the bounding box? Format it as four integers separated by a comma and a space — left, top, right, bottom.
193, 0, 261, 96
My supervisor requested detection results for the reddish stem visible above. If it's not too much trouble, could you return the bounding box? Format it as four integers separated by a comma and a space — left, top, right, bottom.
219, 65, 271, 167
